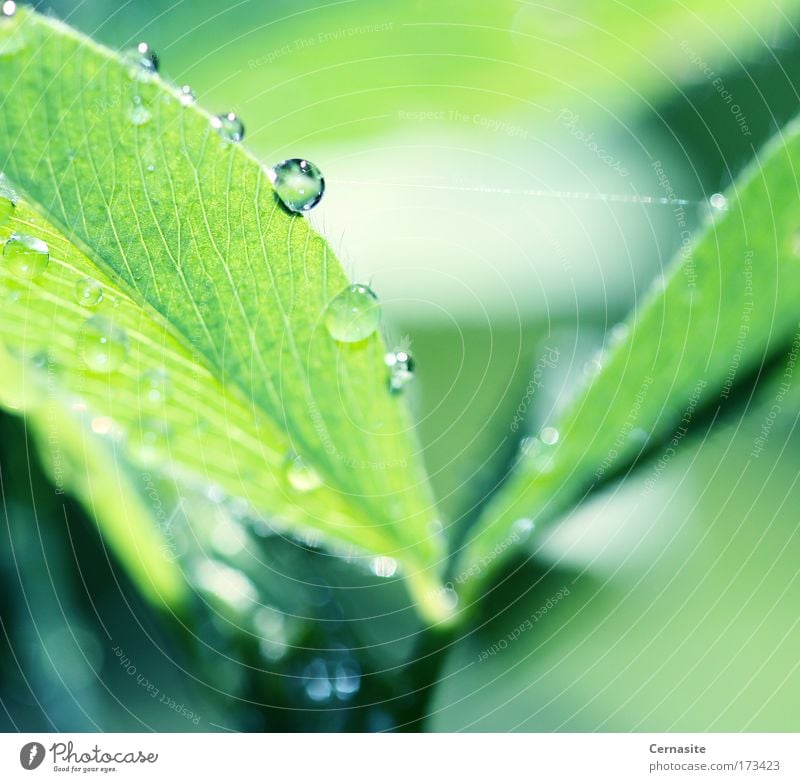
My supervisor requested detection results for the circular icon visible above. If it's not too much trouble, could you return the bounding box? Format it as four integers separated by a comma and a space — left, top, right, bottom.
19, 742, 45, 770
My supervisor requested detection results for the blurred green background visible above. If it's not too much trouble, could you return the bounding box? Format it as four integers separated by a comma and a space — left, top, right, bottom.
3, 0, 800, 731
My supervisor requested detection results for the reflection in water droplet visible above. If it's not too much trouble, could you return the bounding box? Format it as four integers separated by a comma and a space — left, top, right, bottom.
325, 283, 381, 343
79, 316, 128, 373
385, 349, 415, 393
540, 426, 559, 445
3, 233, 49, 278
173, 85, 194, 106
269, 158, 325, 212
128, 95, 152, 126
75, 277, 103, 307
285, 453, 322, 492
211, 112, 244, 142
369, 556, 397, 578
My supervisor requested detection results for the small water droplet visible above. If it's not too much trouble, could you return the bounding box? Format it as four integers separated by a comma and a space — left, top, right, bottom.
129, 418, 170, 465
269, 158, 325, 212
178, 84, 196, 105
709, 192, 727, 211
211, 112, 244, 142
285, 453, 322, 492
325, 283, 381, 343
79, 316, 128, 373
140, 368, 169, 407
333, 660, 361, 700
3, 233, 49, 278
75, 277, 103, 307
540, 426, 559, 445
512, 517, 535, 540
583, 357, 602, 377
303, 659, 333, 703
126, 41, 158, 73
1, 1, 16, 17
128, 95, 152, 126
385, 349, 415, 393
370, 556, 397, 578
91, 416, 114, 436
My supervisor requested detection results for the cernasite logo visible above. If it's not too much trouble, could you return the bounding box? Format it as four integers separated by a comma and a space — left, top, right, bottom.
19, 742, 45, 770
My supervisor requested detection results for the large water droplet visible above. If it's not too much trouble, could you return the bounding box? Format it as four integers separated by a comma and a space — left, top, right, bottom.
211, 112, 244, 142
128, 95, 152, 126
3, 233, 49, 278
1, 1, 16, 18
75, 277, 103, 307
178, 85, 196, 105
126, 41, 159, 73
270, 158, 325, 212
385, 349, 415, 393
79, 316, 128, 373
325, 283, 381, 343
285, 453, 322, 492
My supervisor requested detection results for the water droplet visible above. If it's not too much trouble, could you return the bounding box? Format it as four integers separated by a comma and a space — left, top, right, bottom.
1, 1, 16, 17
0, 186, 15, 228
269, 158, 325, 212
129, 418, 169, 465
385, 349, 415, 393
91, 416, 114, 436
126, 41, 158, 73
303, 659, 333, 703
608, 323, 629, 346
285, 453, 322, 492
332, 660, 361, 700
583, 357, 602, 377
211, 112, 244, 142
75, 277, 103, 307
370, 556, 397, 578
540, 426, 559, 445
512, 517, 535, 540
128, 95, 152, 126
140, 368, 169, 407
3, 233, 49, 278
709, 192, 727, 211
325, 283, 381, 343
79, 316, 128, 373
178, 85, 196, 105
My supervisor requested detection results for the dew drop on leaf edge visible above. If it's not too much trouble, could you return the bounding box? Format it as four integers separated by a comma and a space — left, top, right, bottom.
270, 158, 325, 212
325, 283, 381, 343
178, 85, 196, 105
385, 349, 415, 393
285, 453, 322, 492
126, 41, 158, 73
75, 277, 103, 307
3, 233, 49, 279
79, 316, 128, 374
212, 112, 244, 142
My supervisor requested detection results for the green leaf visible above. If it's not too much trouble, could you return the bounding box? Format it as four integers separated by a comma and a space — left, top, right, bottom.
458, 119, 800, 597
431, 404, 800, 730
0, 9, 449, 622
